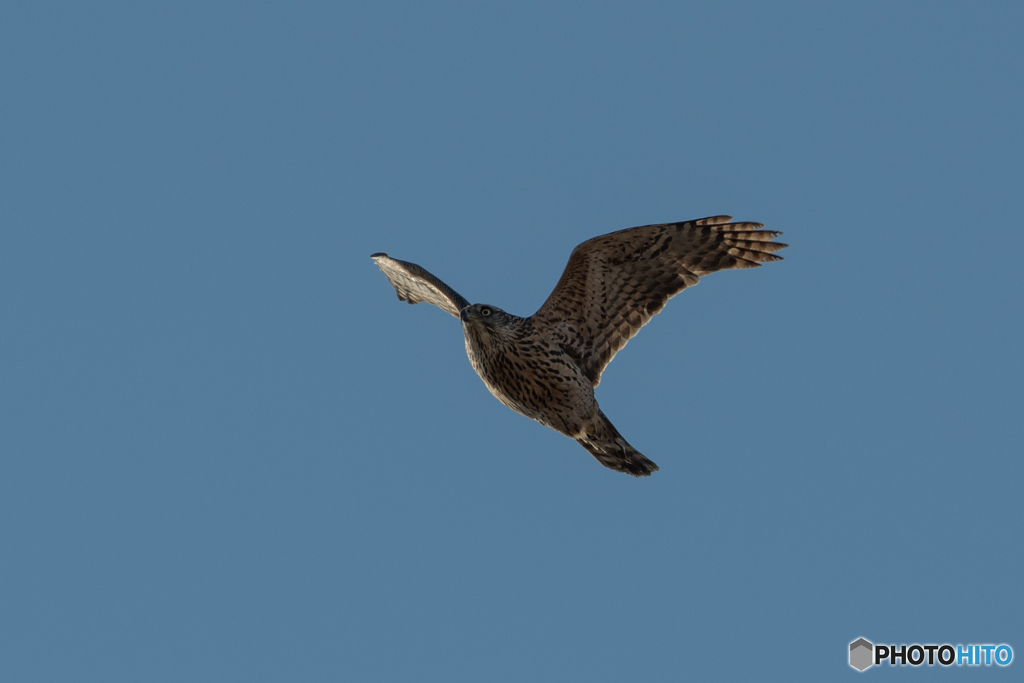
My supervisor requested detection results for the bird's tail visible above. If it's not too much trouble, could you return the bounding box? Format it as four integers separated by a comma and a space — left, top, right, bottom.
576, 409, 659, 477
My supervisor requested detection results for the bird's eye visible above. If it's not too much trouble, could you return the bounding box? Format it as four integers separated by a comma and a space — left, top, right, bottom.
481, 307, 492, 317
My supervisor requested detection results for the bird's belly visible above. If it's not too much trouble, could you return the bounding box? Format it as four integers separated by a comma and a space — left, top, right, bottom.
465, 336, 594, 437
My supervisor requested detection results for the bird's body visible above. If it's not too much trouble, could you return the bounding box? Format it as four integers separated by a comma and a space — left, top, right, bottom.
460, 304, 653, 474
372, 215, 787, 477
461, 311, 576, 431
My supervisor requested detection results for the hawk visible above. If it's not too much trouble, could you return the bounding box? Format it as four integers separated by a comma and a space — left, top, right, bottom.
372, 216, 786, 477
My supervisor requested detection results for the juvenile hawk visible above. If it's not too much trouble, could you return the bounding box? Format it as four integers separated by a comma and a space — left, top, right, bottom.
372, 216, 786, 477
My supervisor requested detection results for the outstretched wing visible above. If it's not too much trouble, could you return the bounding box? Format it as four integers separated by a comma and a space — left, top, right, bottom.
531, 216, 787, 386
371, 253, 470, 319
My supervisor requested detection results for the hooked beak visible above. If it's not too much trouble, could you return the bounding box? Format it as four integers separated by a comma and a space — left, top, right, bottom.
460, 306, 473, 322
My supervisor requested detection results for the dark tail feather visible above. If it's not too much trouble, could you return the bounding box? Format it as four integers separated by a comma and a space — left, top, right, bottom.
576, 410, 659, 477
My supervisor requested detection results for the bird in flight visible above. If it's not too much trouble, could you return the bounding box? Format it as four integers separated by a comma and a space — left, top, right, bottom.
372, 216, 786, 476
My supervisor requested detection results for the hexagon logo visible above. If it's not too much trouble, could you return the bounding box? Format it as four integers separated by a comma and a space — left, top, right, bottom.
850, 638, 874, 671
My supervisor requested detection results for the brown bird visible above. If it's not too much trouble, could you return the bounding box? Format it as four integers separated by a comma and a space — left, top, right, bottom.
372, 216, 786, 476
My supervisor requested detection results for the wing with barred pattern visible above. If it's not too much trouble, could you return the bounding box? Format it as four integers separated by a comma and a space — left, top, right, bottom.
372, 253, 470, 319
531, 216, 787, 386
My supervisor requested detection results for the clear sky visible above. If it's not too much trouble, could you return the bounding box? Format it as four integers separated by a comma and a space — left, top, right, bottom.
2, 2, 1021, 681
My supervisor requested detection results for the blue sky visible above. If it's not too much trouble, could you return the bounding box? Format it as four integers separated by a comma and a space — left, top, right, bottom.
1, 2, 1021, 681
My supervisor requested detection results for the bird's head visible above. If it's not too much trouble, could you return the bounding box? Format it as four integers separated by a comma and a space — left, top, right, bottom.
460, 303, 512, 330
